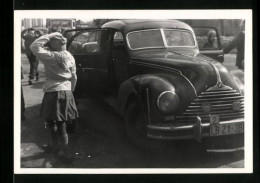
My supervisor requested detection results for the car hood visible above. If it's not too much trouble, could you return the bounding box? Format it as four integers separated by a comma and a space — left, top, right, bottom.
130, 49, 240, 94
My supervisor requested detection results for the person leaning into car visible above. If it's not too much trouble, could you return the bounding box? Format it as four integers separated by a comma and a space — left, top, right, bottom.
203, 29, 218, 49
21, 28, 42, 84
30, 32, 79, 163
223, 20, 245, 70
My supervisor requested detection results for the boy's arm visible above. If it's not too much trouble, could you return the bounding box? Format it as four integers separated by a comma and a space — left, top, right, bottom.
70, 63, 77, 92
29, 32, 63, 63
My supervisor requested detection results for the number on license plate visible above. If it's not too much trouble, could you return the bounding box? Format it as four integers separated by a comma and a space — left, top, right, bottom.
210, 115, 219, 124
210, 123, 244, 136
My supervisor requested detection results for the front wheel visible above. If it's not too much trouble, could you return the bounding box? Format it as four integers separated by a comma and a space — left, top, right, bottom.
124, 101, 166, 150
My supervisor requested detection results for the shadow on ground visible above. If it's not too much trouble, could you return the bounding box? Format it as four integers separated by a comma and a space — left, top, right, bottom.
20, 98, 244, 168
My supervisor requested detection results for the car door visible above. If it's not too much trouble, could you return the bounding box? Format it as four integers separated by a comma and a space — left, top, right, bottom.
192, 26, 224, 62
64, 28, 110, 96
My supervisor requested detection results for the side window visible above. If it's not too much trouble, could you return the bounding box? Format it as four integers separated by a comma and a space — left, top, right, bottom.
67, 31, 102, 54
113, 31, 124, 47
193, 27, 221, 50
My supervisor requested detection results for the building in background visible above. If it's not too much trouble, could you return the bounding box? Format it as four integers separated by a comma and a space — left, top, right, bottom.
22, 18, 46, 30
46, 19, 76, 33
76, 20, 97, 28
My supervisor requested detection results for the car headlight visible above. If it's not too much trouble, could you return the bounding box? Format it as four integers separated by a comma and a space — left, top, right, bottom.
157, 91, 180, 114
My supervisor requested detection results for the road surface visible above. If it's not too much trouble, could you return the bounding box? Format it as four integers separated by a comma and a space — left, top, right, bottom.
19, 53, 244, 169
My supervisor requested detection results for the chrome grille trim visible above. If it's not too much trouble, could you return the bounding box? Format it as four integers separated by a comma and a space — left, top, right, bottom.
176, 88, 244, 124
191, 99, 244, 105
185, 106, 244, 112
194, 96, 244, 101
198, 93, 241, 98
200, 90, 237, 95
183, 109, 244, 115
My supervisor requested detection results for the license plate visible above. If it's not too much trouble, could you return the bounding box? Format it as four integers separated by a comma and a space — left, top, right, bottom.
210, 122, 244, 136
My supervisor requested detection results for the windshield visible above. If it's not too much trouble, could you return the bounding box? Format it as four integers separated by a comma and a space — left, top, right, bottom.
127, 29, 195, 50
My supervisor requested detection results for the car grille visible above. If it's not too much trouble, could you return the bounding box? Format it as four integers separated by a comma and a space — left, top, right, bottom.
176, 88, 244, 124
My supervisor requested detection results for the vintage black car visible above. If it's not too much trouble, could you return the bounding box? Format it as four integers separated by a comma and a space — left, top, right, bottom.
64, 19, 244, 147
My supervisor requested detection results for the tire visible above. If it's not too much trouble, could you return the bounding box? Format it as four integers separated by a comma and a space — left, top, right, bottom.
124, 101, 166, 151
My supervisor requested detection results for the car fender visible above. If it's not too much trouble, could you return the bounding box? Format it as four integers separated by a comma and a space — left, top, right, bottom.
117, 73, 197, 118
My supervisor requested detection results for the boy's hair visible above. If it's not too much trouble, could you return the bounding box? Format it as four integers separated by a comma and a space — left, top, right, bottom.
27, 28, 35, 32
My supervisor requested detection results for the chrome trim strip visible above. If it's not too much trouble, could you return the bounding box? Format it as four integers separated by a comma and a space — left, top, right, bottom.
160, 29, 167, 47
194, 96, 244, 101
147, 123, 209, 131
146, 88, 151, 124
201, 90, 237, 94
194, 116, 202, 142
177, 112, 244, 118
198, 93, 241, 98
130, 61, 182, 74
147, 118, 243, 131
199, 50, 224, 54
77, 67, 107, 73
178, 73, 198, 97
191, 99, 244, 105
147, 118, 243, 141
147, 134, 195, 140
184, 108, 244, 113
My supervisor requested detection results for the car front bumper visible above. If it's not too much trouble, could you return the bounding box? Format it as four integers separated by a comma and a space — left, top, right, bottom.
146, 117, 244, 142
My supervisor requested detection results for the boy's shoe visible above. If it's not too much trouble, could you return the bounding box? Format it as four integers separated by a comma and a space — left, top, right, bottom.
41, 144, 59, 155
57, 150, 74, 164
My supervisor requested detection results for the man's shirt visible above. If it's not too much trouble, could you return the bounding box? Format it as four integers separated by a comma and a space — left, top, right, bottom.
22, 34, 37, 56
30, 34, 77, 92
223, 31, 245, 68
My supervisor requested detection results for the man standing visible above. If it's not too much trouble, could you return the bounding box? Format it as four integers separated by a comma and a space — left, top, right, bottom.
30, 32, 79, 163
21, 67, 26, 120
223, 20, 245, 70
21, 28, 41, 84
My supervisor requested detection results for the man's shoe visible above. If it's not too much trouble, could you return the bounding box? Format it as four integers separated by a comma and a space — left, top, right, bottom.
28, 80, 32, 85
35, 76, 39, 81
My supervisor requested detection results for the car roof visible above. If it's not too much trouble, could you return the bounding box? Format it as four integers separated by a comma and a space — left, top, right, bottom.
102, 19, 194, 34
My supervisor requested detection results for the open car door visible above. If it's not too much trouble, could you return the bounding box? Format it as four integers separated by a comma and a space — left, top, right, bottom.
192, 26, 224, 63
63, 28, 110, 96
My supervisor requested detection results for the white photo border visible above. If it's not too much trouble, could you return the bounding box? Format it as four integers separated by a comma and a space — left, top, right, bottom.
14, 10, 253, 174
